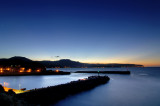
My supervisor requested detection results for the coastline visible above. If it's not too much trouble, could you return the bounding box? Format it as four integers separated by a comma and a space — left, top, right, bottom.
0, 71, 70, 76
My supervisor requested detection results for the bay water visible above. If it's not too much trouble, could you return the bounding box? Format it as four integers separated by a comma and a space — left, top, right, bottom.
0, 67, 160, 106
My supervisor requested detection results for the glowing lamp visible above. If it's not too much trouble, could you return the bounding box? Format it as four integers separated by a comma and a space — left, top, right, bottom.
6, 68, 10, 71
80, 78, 86, 81
27, 69, 32, 72
20, 68, 25, 71
37, 69, 40, 72
0, 68, 3, 71
19, 70, 23, 73
55, 70, 59, 72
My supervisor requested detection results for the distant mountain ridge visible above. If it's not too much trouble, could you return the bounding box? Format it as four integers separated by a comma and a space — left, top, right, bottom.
37, 59, 144, 68
0, 56, 144, 68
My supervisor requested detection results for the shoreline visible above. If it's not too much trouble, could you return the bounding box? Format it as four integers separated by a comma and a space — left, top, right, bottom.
0, 71, 70, 76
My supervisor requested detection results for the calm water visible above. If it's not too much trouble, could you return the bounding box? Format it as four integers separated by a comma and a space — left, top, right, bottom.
0, 67, 160, 106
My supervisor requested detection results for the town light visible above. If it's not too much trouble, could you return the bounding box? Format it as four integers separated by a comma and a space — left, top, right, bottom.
19, 70, 24, 73
6, 68, 10, 71
55, 70, 59, 72
37, 69, 40, 72
27, 69, 32, 72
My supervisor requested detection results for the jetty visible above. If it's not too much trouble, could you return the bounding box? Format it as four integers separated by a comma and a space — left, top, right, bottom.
75, 71, 130, 74
17, 76, 110, 105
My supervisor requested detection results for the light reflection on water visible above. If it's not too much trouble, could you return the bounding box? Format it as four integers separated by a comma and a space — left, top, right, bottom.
0, 73, 91, 90
0, 67, 160, 106
54, 67, 160, 106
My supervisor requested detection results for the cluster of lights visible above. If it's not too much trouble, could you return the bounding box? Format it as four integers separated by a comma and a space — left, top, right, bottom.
19, 67, 25, 72
0, 68, 3, 73
0, 67, 10, 72
0, 67, 41, 73
26, 69, 32, 73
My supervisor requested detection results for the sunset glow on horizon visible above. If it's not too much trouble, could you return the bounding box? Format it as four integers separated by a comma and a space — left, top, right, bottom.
0, 0, 160, 67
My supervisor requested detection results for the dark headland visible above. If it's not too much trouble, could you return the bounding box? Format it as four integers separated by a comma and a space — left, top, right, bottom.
0, 56, 70, 76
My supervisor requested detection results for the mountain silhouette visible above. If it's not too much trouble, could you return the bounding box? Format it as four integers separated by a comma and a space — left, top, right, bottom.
0, 56, 45, 71
37, 59, 143, 68
0, 56, 143, 68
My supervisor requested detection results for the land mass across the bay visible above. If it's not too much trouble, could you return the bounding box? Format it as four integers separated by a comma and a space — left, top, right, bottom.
0, 56, 137, 76
0, 56, 143, 68
37, 59, 143, 68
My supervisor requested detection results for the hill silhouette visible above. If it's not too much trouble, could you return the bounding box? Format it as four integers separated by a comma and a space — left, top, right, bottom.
37, 59, 143, 68
0, 56, 45, 71
38, 59, 84, 68
0, 56, 143, 68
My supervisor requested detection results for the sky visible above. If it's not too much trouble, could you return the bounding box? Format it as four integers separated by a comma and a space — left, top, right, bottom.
0, 0, 160, 66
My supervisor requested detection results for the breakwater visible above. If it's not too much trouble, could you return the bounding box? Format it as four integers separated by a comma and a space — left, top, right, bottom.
75, 71, 130, 74
17, 76, 110, 105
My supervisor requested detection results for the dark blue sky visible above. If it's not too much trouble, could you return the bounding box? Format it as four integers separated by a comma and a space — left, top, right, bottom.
0, 0, 160, 66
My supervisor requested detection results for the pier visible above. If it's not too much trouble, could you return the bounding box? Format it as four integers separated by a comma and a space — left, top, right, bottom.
75, 71, 130, 74
17, 76, 110, 105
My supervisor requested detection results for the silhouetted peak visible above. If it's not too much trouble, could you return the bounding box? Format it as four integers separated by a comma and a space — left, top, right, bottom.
58, 59, 80, 63
59, 59, 72, 62
9, 56, 32, 62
